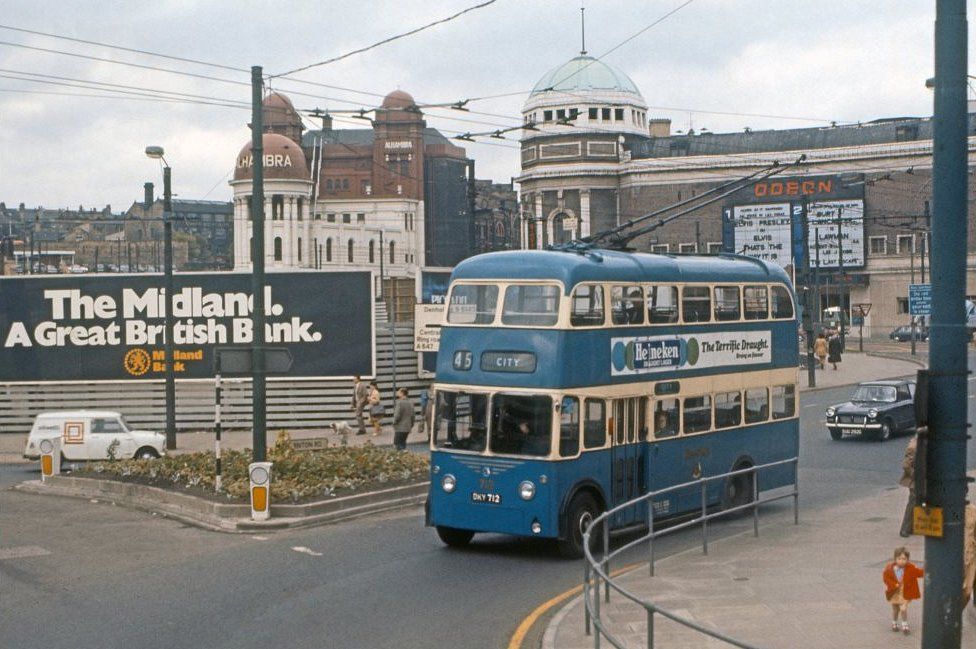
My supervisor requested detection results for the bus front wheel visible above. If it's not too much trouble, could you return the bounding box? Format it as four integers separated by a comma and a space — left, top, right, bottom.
558, 492, 601, 559
436, 525, 474, 548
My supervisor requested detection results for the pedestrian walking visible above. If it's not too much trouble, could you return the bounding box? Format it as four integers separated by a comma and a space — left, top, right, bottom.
392, 388, 416, 451
352, 375, 370, 435
419, 390, 431, 439
962, 496, 976, 608
827, 329, 842, 370
813, 332, 828, 370
898, 429, 920, 537
882, 546, 924, 634
367, 381, 383, 437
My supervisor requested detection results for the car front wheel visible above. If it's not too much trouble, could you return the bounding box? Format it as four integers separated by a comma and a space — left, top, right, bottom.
876, 420, 892, 442
829, 428, 842, 441
135, 447, 160, 460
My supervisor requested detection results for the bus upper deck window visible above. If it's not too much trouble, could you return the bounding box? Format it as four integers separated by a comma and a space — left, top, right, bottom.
502, 284, 560, 326
770, 285, 794, 319
611, 285, 644, 325
647, 285, 678, 324
744, 286, 769, 320
583, 399, 606, 448
560, 397, 580, 456
571, 284, 604, 326
713, 286, 741, 321
447, 285, 498, 324
682, 286, 711, 323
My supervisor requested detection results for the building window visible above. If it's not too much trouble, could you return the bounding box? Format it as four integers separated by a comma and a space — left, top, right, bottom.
368, 240, 375, 263
326, 179, 333, 191
361, 180, 369, 194
569, 108, 579, 120
342, 178, 349, 190
601, 108, 611, 120
297, 237, 302, 262
897, 297, 909, 314
897, 234, 915, 254
707, 242, 723, 254
543, 110, 552, 122
869, 236, 887, 255
679, 243, 697, 253
651, 244, 670, 254
326, 213, 336, 223
314, 213, 322, 221
556, 109, 566, 120
357, 213, 365, 223
614, 108, 624, 121
347, 239, 354, 263
389, 241, 395, 264
342, 213, 351, 224
273, 236, 282, 261
296, 198, 303, 221
271, 195, 284, 221
588, 107, 598, 120
326, 238, 332, 262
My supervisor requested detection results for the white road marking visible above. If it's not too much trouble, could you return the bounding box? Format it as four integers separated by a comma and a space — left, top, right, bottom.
291, 546, 322, 557
803, 404, 821, 409
251, 536, 269, 541
0, 546, 52, 560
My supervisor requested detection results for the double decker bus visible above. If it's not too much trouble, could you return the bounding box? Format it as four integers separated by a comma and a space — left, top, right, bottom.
425, 248, 799, 557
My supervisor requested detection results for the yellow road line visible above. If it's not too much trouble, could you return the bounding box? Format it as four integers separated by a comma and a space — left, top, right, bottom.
508, 562, 641, 649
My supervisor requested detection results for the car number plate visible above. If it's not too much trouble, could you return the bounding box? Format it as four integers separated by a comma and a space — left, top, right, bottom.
471, 492, 501, 504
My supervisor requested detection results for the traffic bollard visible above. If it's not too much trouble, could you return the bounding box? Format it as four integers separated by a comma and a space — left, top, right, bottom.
248, 462, 272, 521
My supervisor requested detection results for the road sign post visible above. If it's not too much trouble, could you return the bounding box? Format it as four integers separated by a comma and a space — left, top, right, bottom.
855, 303, 871, 352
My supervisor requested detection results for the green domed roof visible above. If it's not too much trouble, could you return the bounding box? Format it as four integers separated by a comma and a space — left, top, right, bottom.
530, 55, 642, 96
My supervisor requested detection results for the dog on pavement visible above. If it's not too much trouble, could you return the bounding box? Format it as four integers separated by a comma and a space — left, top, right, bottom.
328, 421, 353, 442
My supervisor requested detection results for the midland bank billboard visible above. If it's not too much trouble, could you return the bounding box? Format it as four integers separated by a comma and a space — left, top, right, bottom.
0, 271, 373, 382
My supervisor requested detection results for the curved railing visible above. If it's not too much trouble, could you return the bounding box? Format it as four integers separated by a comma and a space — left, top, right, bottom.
581, 458, 799, 649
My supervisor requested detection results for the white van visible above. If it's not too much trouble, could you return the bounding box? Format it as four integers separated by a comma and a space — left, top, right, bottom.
23, 411, 166, 461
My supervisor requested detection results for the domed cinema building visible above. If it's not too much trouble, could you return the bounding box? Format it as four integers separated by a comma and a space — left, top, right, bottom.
517, 52, 976, 339
232, 90, 476, 320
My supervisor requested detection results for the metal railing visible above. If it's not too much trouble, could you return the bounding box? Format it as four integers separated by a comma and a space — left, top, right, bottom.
582, 457, 799, 649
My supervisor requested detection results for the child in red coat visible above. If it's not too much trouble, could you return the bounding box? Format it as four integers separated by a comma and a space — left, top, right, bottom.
883, 546, 924, 634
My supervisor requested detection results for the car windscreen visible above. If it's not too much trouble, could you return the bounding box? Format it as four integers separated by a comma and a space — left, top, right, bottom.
851, 385, 897, 403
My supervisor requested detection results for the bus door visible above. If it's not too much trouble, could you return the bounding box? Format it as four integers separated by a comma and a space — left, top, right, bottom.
610, 397, 647, 527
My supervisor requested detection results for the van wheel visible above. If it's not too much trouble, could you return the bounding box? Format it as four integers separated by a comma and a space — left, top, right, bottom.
558, 492, 601, 559
436, 526, 474, 548
722, 465, 755, 512
135, 447, 159, 460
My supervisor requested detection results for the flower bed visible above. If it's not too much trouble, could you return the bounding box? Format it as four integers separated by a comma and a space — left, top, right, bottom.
76, 432, 429, 503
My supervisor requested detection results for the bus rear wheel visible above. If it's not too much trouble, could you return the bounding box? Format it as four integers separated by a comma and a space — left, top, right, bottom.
436, 525, 474, 548
558, 492, 601, 559
722, 466, 755, 512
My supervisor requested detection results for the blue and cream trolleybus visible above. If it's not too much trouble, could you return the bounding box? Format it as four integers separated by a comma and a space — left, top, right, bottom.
425, 248, 799, 557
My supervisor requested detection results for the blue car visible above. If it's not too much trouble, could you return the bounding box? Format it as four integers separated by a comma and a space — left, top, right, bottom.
825, 380, 917, 441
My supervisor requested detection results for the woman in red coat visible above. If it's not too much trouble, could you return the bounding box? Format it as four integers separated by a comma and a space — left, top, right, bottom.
883, 546, 924, 634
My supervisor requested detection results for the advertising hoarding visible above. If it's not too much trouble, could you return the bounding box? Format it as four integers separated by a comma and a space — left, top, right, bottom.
731, 203, 792, 267
0, 271, 373, 382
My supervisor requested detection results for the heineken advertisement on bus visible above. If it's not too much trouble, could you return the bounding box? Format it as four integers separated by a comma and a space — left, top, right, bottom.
611, 331, 772, 376
0, 271, 374, 382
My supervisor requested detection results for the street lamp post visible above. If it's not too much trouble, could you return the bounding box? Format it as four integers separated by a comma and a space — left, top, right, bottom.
368, 228, 397, 394
145, 145, 176, 451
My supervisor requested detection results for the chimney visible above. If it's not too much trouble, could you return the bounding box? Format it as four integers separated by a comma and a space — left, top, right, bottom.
322, 113, 333, 131
648, 118, 671, 138
144, 183, 154, 210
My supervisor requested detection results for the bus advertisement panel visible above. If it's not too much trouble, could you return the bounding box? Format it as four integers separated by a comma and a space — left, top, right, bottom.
0, 271, 373, 382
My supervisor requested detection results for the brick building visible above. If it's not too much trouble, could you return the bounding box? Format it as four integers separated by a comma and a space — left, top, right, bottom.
517, 53, 976, 337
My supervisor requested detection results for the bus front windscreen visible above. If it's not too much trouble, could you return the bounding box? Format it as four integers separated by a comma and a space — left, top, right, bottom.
489, 394, 552, 457
434, 391, 488, 451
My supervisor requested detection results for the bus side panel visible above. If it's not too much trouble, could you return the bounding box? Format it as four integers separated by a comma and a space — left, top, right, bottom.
553, 449, 614, 533
644, 420, 799, 517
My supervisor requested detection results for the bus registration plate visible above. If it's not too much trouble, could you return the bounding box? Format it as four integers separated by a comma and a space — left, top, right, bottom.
471, 492, 501, 504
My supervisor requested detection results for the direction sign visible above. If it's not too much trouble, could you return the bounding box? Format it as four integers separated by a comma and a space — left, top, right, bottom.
909, 284, 932, 316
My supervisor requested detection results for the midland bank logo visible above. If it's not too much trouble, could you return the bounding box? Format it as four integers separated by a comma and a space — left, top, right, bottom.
611, 337, 699, 373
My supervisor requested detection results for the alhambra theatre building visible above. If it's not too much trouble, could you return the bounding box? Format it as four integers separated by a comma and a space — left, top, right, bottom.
517, 53, 976, 337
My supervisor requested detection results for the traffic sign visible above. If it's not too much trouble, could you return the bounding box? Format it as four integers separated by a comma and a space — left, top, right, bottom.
909, 284, 932, 316
855, 303, 872, 317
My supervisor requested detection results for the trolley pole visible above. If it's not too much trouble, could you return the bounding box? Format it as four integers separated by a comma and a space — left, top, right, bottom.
922, 2, 969, 647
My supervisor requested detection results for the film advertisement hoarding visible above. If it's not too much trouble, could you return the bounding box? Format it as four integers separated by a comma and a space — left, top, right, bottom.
731, 203, 792, 266
806, 200, 865, 268
0, 271, 374, 382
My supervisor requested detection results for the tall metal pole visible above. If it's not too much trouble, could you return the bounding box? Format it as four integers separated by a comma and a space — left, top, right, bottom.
836, 205, 846, 350
923, 2, 968, 647
910, 216, 917, 356
800, 197, 816, 387
162, 166, 176, 450
814, 227, 821, 329
250, 66, 267, 463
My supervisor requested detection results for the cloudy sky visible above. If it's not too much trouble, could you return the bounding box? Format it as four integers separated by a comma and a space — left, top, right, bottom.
0, 0, 971, 212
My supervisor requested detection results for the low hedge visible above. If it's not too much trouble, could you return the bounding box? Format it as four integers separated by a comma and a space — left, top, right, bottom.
76, 431, 430, 502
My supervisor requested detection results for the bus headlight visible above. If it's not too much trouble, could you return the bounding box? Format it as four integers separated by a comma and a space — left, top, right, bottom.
441, 474, 456, 493
519, 480, 536, 501
867, 409, 878, 420
825, 407, 836, 418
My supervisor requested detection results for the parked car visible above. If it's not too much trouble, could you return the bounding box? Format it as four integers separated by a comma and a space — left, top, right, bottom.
889, 325, 928, 342
825, 380, 916, 441
23, 410, 165, 461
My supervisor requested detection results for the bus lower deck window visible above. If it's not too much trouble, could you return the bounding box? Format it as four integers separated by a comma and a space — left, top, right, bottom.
653, 399, 678, 438
583, 399, 606, 448
745, 388, 769, 423
714, 391, 742, 428
682, 395, 712, 434
560, 396, 580, 456
771, 385, 796, 419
